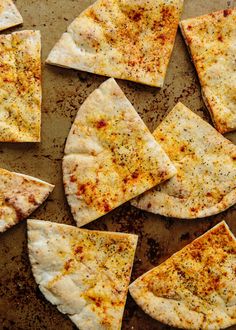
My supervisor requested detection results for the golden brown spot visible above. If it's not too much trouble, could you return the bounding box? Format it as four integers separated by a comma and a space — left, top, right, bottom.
218, 34, 223, 42
70, 175, 77, 183
15, 207, 25, 220
160, 6, 173, 21
180, 145, 186, 152
88, 9, 101, 23
128, 60, 136, 67
190, 249, 202, 261
131, 12, 142, 21
149, 172, 156, 182
206, 192, 212, 197
74, 246, 83, 254
147, 203, 152, 209
3, 77, 14, 83
155, 34, 167, 45
64, 259, 73, 271
186, 35, 192, 44
152, 20, 164, 31
89, 296, 102, 308
96, 120, 107, 129
77, 184, 86, 195
192, 240, 204, 251
101, 317, 111, 326
128, 8, 144, 22
211, 276, 220, 290
103, 200, 111, 212
28, 194, 38, 205
159, 170, 167, 179
131, 171, 139, 179
111, 300, 123, 307
187, 25, 192, 30
223, 9, 232, 17
118, 244, 125, 253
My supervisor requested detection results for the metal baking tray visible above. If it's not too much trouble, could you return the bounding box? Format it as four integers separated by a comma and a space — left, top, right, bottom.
0, 0, 235, 329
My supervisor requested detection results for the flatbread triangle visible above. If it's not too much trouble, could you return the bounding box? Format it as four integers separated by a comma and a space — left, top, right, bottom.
0, 30, 41, 142
129, 221, 236, 330
180, 9, 236, 133
0, 168, 54, 232
28, 219, 138, 330
132, 102, 236, 219
46, 0, 184, 87
63, 78, 176, 227
0, 0, 23, 31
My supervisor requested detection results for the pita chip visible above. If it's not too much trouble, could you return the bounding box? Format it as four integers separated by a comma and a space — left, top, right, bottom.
129, 221, 236, 330
180, 9, 236, 133
46, 0, 184, 87
132, 103, 236, 219
0, 0, 23, 31
0, 168, 54, 232
28, 219, 138, 330
0, 30, 41, 142
63, 78, 176, 227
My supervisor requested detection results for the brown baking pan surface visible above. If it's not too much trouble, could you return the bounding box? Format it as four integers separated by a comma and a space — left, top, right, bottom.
0, 0, 235, 329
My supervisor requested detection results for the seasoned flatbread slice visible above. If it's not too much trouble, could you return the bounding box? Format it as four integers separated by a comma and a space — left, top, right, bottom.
0, 30, 41, 142
46, 0, 184, 87
63, 78, 176, 227
0, 168, 54, 233
28, 220, 138, 330
0, 0, 23, 31
132, 103, 236, 219
180, 9, 236, 133
129, 221, 236, 330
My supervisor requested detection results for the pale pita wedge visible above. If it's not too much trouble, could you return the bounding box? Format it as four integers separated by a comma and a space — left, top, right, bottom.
129, 221, 236, 330
132, 103, 236, 219
0, 168, 54, 233
28, 220, 138, 330
46, 0, 184, 87
0, 30, 41, 142
0, 0, 23, 31
180, 9, 236, 133
63, 78, 176, 227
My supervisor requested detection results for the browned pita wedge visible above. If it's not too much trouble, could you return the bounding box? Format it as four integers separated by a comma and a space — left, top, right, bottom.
129, 221, 236, 330
0, 0, 23, 31
46, 0, 183, 87
0, 30, 41, 142
63, 78, 176, 227
132, 103, 236, 219
28, 220, 138, 330
180, 9, 236, 133
0, 168, 54, 232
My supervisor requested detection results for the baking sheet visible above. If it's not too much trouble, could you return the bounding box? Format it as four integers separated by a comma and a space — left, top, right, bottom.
0, 0, 236, 329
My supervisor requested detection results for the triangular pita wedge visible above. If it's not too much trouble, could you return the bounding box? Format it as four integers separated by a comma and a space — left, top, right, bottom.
0, 0, 23, 31
129, 221, 236, 330
180, 9, 236, 133
132, 103, 236, 219
0, 168, 54, 232
28, 220, 138, 330
46, 0, 184, 87
63, 78, 176, 227
0, 30, 41, 142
